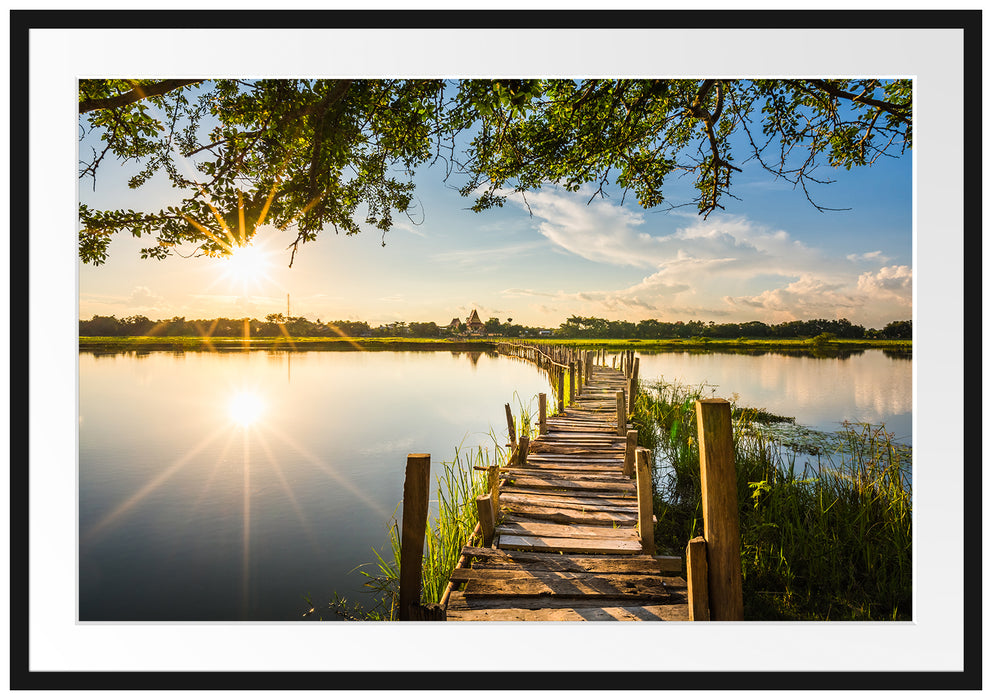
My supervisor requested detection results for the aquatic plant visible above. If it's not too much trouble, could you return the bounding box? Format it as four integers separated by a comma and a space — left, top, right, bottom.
633, 378, 913, 621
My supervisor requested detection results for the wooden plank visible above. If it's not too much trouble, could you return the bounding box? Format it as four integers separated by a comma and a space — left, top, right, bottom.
504, 476, 636, 492
445, 603, 689, 622
500, 468, 629, 482
446, 591, 688, 615
502, 462, 624, 475
500, 503, 638, 526
451, 567, 687, 589
497, 520, 639, 541
499, 491, 639, 510
499, 534, 642, 554
501, 485, 637, 501
458, 571, 671, 599
459, 547, 667, 574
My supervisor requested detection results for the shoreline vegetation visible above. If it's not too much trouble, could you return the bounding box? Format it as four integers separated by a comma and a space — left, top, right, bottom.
632, 379, 912, 621
78, 335, 912, 353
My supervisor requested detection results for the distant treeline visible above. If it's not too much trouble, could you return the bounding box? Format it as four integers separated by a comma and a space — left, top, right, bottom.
79, 313, 912, 340
554, 316, 911, 340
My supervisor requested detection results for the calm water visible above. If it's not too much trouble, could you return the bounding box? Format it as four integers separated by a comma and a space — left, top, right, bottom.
79, 349, 552, 621
78, 347, 911, 621
632, 348, 913, 445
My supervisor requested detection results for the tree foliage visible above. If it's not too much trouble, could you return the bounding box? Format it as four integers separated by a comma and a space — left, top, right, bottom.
78, 78, 911, 265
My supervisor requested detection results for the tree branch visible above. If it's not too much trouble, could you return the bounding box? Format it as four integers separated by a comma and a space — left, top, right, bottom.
79, 79, 205, 113
803, 79, 911, 125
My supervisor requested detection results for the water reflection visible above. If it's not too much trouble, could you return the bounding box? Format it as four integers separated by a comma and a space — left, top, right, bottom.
78, 349, 554, 620
228, 390, 266, 427
635, 348, 912, 444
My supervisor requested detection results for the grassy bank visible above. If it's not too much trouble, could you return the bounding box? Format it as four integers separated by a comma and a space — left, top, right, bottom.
79, 335, 911, 354
632, 379, 912, 620
516, 337, 912, 353
78, 336, 496, 352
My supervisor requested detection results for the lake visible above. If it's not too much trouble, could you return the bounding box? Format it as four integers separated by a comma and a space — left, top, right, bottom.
78, 346, 911, 621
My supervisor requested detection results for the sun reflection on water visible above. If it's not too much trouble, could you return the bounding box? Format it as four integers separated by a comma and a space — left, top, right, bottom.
228, 390, 266, 427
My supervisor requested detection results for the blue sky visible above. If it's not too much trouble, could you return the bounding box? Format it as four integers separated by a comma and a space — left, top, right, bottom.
78, 83, 913, 331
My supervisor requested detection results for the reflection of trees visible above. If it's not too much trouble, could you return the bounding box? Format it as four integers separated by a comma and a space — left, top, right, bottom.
881, 349, 913, 361
639, 347, 868, 360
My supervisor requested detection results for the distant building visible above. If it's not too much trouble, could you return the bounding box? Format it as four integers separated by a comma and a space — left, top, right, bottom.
447, 317, 461, 332
466, 309, 486, 334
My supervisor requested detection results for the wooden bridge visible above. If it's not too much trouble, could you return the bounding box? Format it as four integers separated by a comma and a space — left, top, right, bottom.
396, 343, 743, 622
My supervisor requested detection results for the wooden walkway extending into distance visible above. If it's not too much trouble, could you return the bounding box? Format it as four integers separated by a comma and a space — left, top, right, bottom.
397, 342, 743, 622
445, 344, 688, 621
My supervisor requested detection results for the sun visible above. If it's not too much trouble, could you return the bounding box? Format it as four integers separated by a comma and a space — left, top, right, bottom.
219, 243, 273, 287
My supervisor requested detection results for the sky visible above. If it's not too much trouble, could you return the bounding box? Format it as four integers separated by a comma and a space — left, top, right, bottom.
77, 83, 913, 331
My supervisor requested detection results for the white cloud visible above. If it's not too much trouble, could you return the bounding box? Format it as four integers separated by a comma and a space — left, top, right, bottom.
857, 265, 913, 296
847, 250, 891, 264
501, 187, 910, 326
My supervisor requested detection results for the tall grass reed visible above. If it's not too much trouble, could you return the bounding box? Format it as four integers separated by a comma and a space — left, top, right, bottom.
634, 379, 912, 621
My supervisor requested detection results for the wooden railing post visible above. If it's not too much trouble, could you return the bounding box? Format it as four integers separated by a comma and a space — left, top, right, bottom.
615, 390, 626, 436
635, 448, 654, 555
504, 402, 516, 449
623, 429, 638, 478
538, 393, 547, 435
518, 435, 529, 465
628, 357, 639, 413
557, 371, 565, 413
399, 453, 431, 621
695, 399, 744, 621
476, 494, 496, 547
686, 536, 710, 621
568, 361, 575, 402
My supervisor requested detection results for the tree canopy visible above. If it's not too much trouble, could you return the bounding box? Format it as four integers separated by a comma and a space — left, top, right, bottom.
78, 78, 911, 265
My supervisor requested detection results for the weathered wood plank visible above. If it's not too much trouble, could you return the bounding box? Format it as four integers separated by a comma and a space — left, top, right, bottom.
458, 570, 672, 599
500, 503, 638, 526
446, 591, 688, 616
501, 485, 637, 501
499, 534, 643, 554
445, 603, 690, 621
497, 520, 639, 541
504, 476, 636, 492
499, 491, 639, 510
500, 468, 629, 482
459, 546, 667, 574
453, 566, 686, 587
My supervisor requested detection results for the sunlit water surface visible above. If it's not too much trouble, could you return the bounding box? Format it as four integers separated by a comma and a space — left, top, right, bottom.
633, 348, 912, 445
79, 349, 551, 621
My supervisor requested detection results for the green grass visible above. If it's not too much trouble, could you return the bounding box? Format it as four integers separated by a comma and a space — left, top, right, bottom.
313, 439, 507, 621
634, 379, 912, 621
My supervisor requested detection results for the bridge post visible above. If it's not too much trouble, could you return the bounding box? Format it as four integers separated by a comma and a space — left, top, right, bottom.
623, 429, 638, 478
695, 399, 744, 621
476, 494, 496, 548
635, 448, 655, 555
628, 357, 639, 414
686, 536, 710, 620
568, 361, 575, 402
504, 403, 516, 449
538, 393, 547, 435
557, 371, 565, 413
615, 390, 626, 436
399, 453, 431, 621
